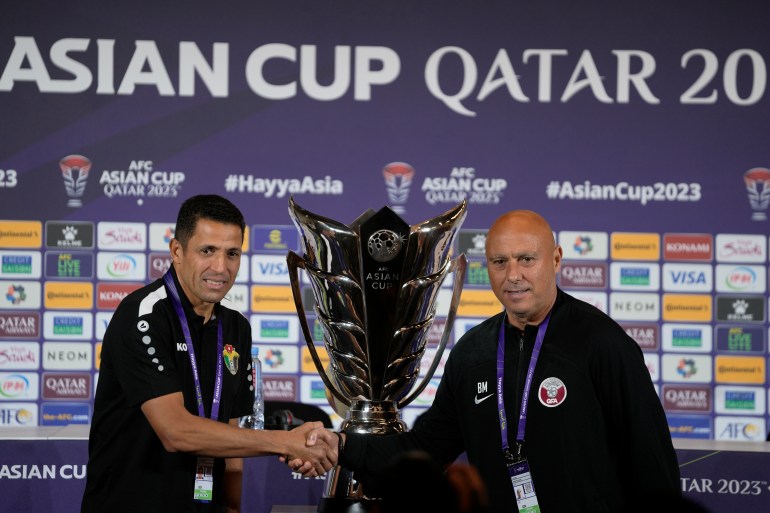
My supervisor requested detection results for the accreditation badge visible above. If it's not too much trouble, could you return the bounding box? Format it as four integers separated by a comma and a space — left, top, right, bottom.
510, 459, 540, 513
193, 456, 214, 502
505, 448, 541, 513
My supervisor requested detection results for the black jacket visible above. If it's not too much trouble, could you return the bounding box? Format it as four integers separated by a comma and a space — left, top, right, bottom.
342, 289, 680, 513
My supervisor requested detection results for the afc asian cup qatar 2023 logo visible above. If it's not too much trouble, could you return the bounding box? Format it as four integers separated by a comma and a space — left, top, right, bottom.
59, 155, 91, 208
744, 167, 770, 221
382, 162, 415, 216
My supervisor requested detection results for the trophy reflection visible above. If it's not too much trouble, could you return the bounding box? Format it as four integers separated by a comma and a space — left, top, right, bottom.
287, 197, 468, 512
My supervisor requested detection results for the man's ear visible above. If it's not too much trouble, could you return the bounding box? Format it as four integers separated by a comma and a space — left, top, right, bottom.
169, 238, 183, 265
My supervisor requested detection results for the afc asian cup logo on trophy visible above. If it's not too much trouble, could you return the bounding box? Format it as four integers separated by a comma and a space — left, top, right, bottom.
286, 196, 468, 512
59, 155, 91, 208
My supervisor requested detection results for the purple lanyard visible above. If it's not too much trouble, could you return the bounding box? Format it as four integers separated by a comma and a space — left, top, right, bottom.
496, 310, 551, 451
163, 271, 224, 420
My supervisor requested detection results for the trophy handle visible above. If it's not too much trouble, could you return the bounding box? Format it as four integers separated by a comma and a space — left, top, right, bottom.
287, 250, 352, 408
397, 253, 467, 409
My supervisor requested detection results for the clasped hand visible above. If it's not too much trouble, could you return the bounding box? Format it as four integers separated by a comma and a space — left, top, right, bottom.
281, 425, 339, 476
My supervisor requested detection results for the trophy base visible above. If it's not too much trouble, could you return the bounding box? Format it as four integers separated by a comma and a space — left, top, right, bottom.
318, 401, 403, 513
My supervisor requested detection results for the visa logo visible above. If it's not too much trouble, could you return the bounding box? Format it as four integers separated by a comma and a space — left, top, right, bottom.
258, 262, 288, 276
662, 264, 712, 292
669, 271, 707, 285
251, 255, 290, 284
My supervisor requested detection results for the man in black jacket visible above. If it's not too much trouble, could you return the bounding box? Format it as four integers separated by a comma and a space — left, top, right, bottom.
301, 209, 680, 512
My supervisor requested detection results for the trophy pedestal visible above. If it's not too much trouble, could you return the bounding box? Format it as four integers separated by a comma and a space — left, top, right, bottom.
319, 401, 405, 512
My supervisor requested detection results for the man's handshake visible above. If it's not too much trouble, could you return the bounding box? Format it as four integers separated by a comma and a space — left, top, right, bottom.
281, 426, 342, 476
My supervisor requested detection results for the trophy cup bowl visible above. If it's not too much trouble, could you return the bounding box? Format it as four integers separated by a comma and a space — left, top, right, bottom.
286, 196, 468, 512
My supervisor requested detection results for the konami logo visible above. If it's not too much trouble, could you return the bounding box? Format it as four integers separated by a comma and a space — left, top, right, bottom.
96, 282, 143, 309
663, 234, 713, 261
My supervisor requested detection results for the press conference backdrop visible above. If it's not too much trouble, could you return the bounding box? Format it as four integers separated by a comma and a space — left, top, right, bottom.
0, 0, 769, 491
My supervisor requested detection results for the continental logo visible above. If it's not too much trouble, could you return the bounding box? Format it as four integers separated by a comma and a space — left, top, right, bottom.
662, 294, 712, 322
0, 221, 42, 248
457, 289, 500, 317
301, 345, 329, 373
44, 282, 94, 309
250, 285, 295, 313
715, 356, 765, 384
663, 234, 713, 261
610, 233, 660, 261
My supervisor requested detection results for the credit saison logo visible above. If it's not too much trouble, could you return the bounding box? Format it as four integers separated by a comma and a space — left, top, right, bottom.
662, 323, 710, 352
610, 263, 658, 290
715, 386, 764, 415
0, 252, 36, 277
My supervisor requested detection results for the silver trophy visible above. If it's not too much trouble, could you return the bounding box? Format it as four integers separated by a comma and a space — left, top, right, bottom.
286, 197, 467, 512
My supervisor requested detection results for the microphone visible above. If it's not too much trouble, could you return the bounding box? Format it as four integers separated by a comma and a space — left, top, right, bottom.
264, 409, 305, 430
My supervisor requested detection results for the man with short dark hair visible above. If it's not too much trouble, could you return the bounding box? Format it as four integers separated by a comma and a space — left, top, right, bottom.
82, 194, 334, 513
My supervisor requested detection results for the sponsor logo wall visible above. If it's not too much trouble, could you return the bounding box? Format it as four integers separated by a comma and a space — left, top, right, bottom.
1, 1, 769, 446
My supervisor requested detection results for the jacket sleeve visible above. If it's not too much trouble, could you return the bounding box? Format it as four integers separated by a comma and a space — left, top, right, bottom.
591, 320, 681, 502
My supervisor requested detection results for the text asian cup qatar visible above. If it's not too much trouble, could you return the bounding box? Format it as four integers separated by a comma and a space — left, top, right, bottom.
286, 196, 468, 512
